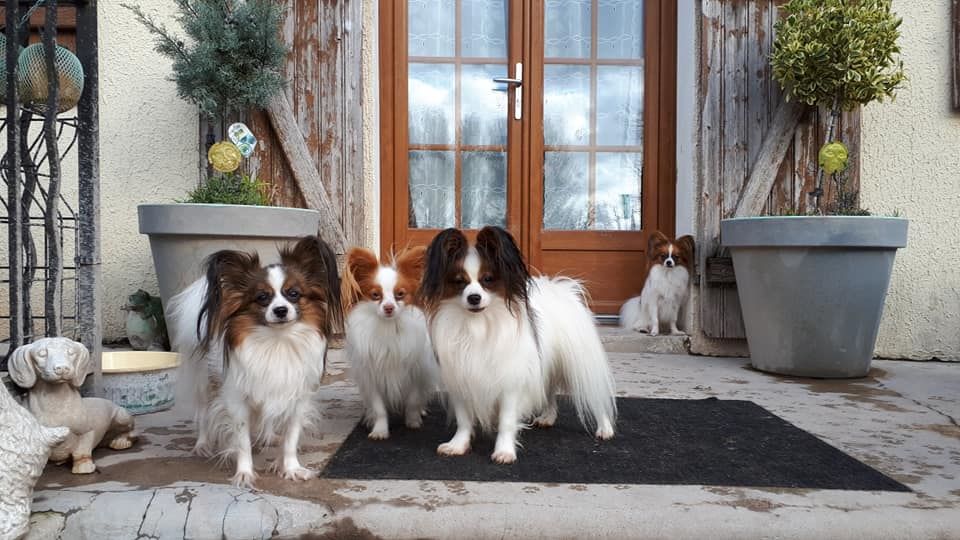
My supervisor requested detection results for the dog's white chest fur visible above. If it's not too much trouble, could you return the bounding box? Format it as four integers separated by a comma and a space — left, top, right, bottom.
229, 322, 327, 414
620, 265, 690, 334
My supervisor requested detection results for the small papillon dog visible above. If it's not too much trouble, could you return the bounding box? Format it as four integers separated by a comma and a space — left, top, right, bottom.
420, 226, 617, 464
167, 236, 342, 488
341, 246, 437, 440
620, 231, 695, 336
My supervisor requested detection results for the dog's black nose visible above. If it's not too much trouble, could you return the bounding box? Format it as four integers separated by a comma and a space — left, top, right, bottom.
467, 294, 482, 306
273, 306, 289, 318
665, 259, 675, 268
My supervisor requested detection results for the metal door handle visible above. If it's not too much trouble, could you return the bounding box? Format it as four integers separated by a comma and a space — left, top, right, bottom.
492, 63, 523, 120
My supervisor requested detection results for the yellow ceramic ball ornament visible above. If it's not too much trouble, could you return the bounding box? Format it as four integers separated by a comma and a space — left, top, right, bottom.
818, 141, 849, 176
208, 141, 242, 173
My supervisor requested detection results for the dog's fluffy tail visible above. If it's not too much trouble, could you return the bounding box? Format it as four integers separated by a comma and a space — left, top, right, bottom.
532, 276, 617, 437
167, 278, 217, 418
618, 295, 642, 329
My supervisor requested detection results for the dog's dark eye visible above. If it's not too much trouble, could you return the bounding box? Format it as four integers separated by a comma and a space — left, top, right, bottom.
255, 292, 271, 305
481, 274, 496, 285
285, 288, 301, 301
451, 275, 466, 286
371, 291, 382, 301
395, 290, 406, 300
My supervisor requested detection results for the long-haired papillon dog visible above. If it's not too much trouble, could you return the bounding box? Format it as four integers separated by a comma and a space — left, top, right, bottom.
341, 245, 438, 440
619, 231, 695, 336
167, 236, 342, 488
420, 226, 617, 464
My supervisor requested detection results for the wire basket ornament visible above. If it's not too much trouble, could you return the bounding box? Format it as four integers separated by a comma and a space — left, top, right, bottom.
17, 43, 85, 113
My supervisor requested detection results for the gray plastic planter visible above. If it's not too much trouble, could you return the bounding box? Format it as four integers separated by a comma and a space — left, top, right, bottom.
721, 216, 908, 378
138, 204, 321, 307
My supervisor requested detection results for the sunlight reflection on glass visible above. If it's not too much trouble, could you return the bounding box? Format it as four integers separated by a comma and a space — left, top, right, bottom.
461, 64, 508, 146
409, 63, 455, 145
408, 0, 455, 56
462, 152, 507, 228
597, 66, 644, 146
545, 0, 591, 58
461, 0, 507, 58
544, 65, 591, 146
544, 151, 590, 229
595, 152, 642, 230
409, 151, 455, 228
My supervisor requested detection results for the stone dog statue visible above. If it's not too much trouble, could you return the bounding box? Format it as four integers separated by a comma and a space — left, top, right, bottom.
8, 338, 136, 474
0, 381, 69, 540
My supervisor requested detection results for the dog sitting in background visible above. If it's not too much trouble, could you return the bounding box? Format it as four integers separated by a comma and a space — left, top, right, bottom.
620, 231, 695, 336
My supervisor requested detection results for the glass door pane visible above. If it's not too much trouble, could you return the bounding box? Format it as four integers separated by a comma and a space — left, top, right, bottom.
542, 0, 644, 231
407, 0, 511, 230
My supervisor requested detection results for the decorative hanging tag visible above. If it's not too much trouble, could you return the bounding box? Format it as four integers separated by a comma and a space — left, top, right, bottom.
228, 122, 258, 158
208, 140, 242, 173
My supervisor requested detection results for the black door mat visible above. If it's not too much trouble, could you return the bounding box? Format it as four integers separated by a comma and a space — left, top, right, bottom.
321, 397, 909, 492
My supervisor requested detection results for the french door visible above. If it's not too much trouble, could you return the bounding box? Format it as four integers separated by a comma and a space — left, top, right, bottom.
380, 0, 676, 314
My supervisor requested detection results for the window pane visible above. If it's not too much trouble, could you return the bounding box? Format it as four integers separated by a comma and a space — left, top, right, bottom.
461, 64, 509, 146
595, 152, 642, 230
409, 63, 456, 145
598, 0, 644, 59
545, 0, 591, 58
544, 65, 591, 146
544, 151, 590, 230
408, 0, 455, 57
597, 66, 644, 146
461, 0, 507, 58
462, 151, 507, 228
409, 151, 455, 228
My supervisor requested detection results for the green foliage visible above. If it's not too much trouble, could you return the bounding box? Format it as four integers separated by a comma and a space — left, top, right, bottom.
123, 0, 288, 119
771, 0, 906, 111
180, 172, 271, 206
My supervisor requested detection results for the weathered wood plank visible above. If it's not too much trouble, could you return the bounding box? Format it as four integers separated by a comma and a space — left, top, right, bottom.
342, 0, 365, 247
266, 94, 347, 253
699, 0, 731, 338
954, 0, 960, 110
734, 100, 806, 218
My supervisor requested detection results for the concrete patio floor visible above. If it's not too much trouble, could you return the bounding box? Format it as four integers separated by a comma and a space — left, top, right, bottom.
25, 345, 960, 539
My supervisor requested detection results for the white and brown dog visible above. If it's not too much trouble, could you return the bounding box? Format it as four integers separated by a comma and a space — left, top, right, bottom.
8, 337, 136, 474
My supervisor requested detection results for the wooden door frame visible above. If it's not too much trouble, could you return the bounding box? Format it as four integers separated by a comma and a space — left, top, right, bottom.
380, 1, 677, 265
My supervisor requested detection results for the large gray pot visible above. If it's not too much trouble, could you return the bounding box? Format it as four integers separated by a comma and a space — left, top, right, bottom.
138, 204, 321, 307
721, 216, 908, 378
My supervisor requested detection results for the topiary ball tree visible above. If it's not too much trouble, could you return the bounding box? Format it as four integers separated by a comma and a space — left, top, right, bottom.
123, 0, 288, 120
771, 0, 906, 212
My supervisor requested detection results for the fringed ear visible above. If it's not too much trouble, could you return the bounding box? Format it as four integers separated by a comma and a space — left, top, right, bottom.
8, 343, 37, 389
70, 341, 92, 388
341, 247, 379, 313
676, 235, 696, 260
421, 228, 468, 312
198, 249, 261, 351
476, 226, 530, 316
281, 235, 344, 337
647, 230, 669, 255
395, 245, 427, 282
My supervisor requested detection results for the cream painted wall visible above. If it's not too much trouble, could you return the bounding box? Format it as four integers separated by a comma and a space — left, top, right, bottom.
97, 1, 198, 340
860, 0, 960, 360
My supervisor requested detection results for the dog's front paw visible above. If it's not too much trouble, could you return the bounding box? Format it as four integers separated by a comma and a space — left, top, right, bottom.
281, 466, 316, 482
533, 410, 557, 428
437, 441, 470, 456
405, 414, 423, 430
108, 433, 135, 450
595, 418, 615, 441
71, 456, 96, 474
368, 427, 390, 440
491, 449, 517, 464
648, 327, 660, 337
231, 469, 258, 489
631, 324, 648, 334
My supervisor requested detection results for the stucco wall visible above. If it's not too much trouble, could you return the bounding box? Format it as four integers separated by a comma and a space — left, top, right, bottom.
98, 1, 198, 340
860, 0, 960, 360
